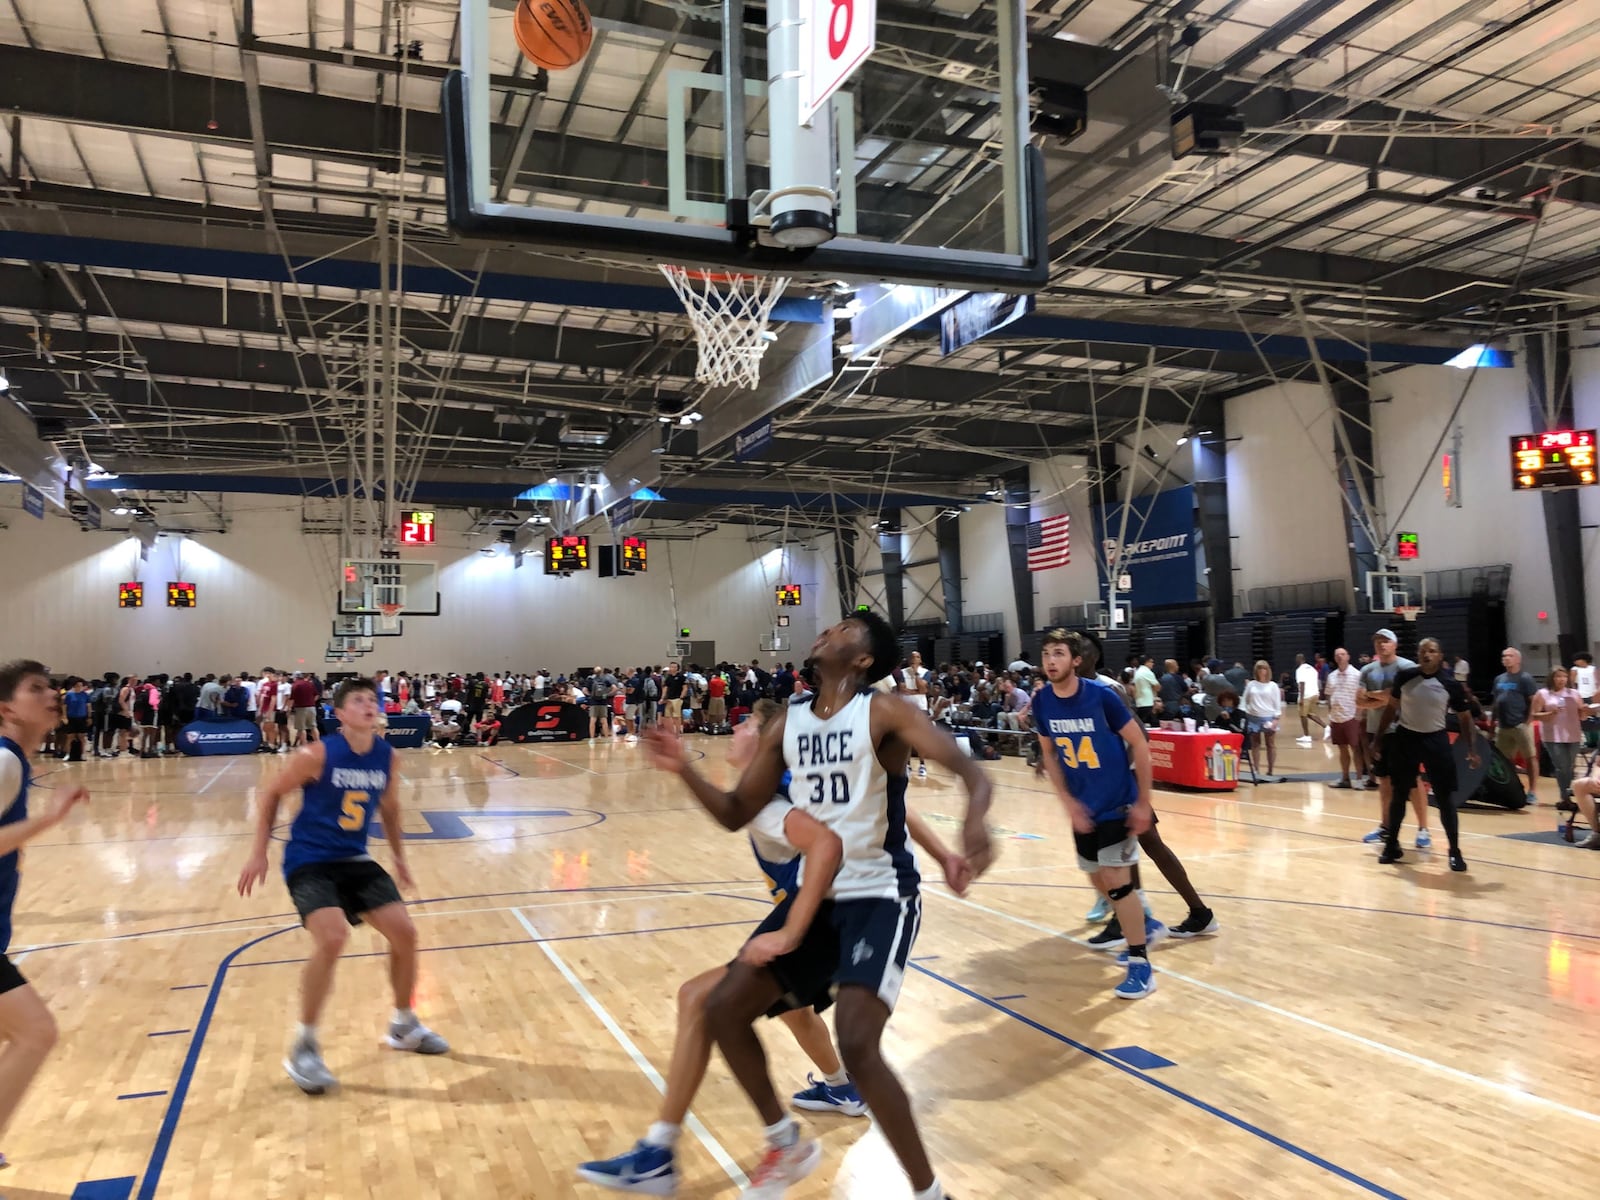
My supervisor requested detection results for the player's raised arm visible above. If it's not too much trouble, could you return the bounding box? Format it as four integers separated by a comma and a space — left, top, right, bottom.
643, 714, 789, 831
874, 694, 994, 876
238, 742, 323, 896
740, 808, 842, 965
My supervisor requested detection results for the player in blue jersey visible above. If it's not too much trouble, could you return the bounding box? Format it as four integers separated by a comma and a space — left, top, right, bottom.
1032, 629, 1159, 999
237, 676, 447, 1095
0, 660, 88, 1166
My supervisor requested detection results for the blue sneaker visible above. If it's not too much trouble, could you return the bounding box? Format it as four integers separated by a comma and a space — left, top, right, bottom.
792, 1073, 867, 1116
1361, 827, 1387, 844
1116, 917, 1169, 964
1414, 828, 1433, 850
577, 1141, 677, 1195
1114, 958, 1156, 999
1085, 895, 1112, 922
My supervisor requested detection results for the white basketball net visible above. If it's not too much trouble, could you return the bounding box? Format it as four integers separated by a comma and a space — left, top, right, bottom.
659, 265, 790, 389
377, 602, 404, 633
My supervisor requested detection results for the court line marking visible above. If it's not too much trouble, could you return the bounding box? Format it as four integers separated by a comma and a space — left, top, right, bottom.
908, 961, 1406, 1200
194, 760, 238, 795
926, 889, 1600, 1128
511, 907, 749, 1190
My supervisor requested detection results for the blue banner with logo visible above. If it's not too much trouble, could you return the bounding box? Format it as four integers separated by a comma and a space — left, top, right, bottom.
608, 496, 634, 529
383, 714, 434, 748
1094, 485, 1200, 608
22, 485, 44, 519
178, 718, 263, 756
734, 416, 774, 462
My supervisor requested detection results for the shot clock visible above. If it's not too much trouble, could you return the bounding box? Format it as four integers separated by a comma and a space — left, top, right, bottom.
1510, 429, 1596, 491
545, 534, 591, 574
399, 510, 436, 544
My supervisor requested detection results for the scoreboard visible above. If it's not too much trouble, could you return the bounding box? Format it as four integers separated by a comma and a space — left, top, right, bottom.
400, 510, 437, 544
167, 581, 197, 608
1395, 532, 1419, 561
118, 581, 144, 608
622, 535, 648, 572
1511, 429, 1596, 491
775, 583, 802, 606
546, 534, 590, 574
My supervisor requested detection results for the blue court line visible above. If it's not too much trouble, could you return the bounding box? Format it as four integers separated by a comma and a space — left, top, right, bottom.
1106, 1045, 1176, 1071
72, 1178, 136, 1200
147, 1030, 190, 1037
972, 880, 1600, 944
910, 962, 1405, 1199
129, 914, 758, 1200
117, 1091, 168, 1101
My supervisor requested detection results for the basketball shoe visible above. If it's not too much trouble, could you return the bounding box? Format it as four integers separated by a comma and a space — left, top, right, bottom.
577, 1142, 677, 1195
791, 1074, 866, 1116
740, 1138, 821, 1199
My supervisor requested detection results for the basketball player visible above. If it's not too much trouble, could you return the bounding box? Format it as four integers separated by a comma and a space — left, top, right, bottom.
895, 652, 932, 777
0, 661, 89, 1162
1371, 638, 1480, 872
644, 612, 992, 1200
236, 677, 447, 1094
1032, 629, 1158, 998
581, 698, 972, 1194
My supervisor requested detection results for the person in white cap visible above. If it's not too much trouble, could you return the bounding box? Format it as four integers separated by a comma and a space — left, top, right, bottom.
1356, 629, 1431, 850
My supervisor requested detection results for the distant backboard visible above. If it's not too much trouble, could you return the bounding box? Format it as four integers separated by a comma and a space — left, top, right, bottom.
338, 559, 441, 617
444, 0, 1046, 290
1366, 571, 1426, 616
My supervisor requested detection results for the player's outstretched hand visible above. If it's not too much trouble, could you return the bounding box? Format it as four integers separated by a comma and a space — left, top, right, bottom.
739, 930, 796, 966
643, 726, 687, 775
237, 853, 269, 897
45, 786, 89, 826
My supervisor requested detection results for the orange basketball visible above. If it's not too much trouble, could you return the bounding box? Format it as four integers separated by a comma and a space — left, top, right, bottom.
513, 0, 594, 71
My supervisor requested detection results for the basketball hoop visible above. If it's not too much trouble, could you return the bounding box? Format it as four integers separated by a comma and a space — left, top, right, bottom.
659, 265, 790, 389
1394, 606, 1422, 623
377, 602, 404, 633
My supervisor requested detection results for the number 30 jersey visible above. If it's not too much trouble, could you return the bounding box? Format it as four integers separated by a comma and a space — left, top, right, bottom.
282, 733, 394, 876
782, 691, 918, 901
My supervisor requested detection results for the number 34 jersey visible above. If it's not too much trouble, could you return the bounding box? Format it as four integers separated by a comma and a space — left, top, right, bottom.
782, 691, 918, 902
283, 733, 394, 876
1032, 677, 1137, 821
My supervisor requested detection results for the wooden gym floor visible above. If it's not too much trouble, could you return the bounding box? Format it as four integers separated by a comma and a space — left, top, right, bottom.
2, 734, 1596, 1199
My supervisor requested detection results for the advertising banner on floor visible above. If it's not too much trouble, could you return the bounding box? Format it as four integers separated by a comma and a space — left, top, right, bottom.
383, 715, 434, 749
1094, 485, 1200, 608
178, 718, 263, 756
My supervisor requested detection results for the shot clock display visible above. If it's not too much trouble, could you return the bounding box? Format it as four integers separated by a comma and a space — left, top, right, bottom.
118, 581, 144, 608
775, 583, 802, 606
1510, 429, 1596, 491
167, 581, 197, 608
1395, 532, 1419, 561
399, 510, 437, 544
621, 535, 648, 572
545, 534, 590, 574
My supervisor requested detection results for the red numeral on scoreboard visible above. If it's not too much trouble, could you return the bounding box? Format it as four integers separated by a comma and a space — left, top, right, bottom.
827, 0, 853, 58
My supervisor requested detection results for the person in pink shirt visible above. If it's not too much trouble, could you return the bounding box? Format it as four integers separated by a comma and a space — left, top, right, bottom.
1534, 666, 1597, 808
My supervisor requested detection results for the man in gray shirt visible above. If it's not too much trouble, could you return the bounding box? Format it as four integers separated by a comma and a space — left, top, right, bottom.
1492, 646, 1539, 804
197, 674, 226, 720
1355, 629, 1432, 850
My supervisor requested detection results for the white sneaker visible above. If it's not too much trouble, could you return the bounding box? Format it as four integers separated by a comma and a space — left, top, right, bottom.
386, 1018, 449, 1054
739, 1139, 822, 1199
1295, 735, 1313, 746
1322, 725, 1332, 741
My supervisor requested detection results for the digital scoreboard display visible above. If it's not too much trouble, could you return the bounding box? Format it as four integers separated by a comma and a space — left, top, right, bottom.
545, 534, 590, 574
400, 510, 436, 545
1511, 429, 1596, 491
622, 535, 648, 572
167, 581, 197, 608
118, 581, 144, 608
1395, 532, 1419, 561
775, 583, 803, 606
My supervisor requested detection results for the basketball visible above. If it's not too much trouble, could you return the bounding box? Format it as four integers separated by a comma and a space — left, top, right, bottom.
513, 0, 594, 71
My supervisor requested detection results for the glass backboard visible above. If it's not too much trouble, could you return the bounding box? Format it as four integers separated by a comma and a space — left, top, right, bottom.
444, 0, 1045, 290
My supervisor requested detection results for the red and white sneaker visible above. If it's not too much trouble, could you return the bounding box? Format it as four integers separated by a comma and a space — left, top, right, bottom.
739, 1138, 822, 1199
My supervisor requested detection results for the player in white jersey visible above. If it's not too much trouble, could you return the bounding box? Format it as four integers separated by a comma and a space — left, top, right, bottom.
646, 611, 993, 1200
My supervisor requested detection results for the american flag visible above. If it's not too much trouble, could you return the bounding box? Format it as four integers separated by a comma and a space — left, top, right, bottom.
1026, 514, 1070, 571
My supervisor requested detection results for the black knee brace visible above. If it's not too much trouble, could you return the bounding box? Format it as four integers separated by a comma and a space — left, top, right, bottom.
1106, 882, 1135, 902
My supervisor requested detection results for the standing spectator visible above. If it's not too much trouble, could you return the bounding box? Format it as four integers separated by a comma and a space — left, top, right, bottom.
61, 679, 91, 763
289, 671, 320, 746
1157, 659, 1189, 721
1453, 654, 1471, 688
660, 664, 687, 734
197, 674, 224, 721
1132, 657, 1159, 727
242, 673, 259, 724
1491, 646, 1540, 803
705, 669, 728, 728
1574, 653, 1598, 751
1532, 666, 1591, 808
222, 675, 250, 720
996, 677, 1032, 731
1224, 660, 1249, 696
1324, 648, 1365, 788
587, 667, 616, 739
1242, 660, 1283, 780
258, 669, 281, 752
1357, 630, 1431, 849
1294, 654, 1325, 746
